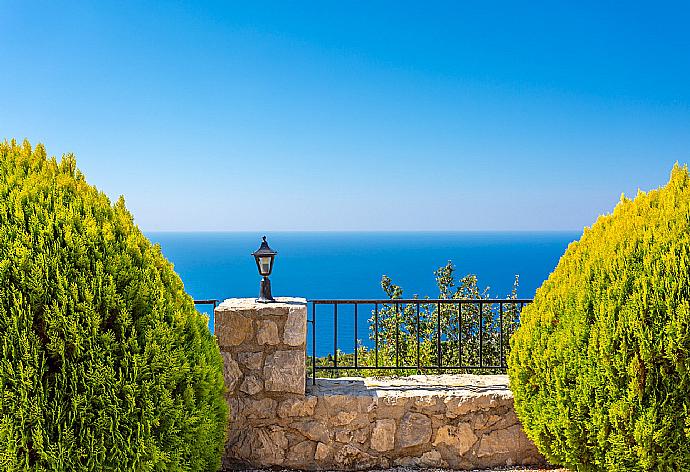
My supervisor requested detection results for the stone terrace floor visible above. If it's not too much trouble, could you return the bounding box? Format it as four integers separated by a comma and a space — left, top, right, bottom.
307, 374, 513, 397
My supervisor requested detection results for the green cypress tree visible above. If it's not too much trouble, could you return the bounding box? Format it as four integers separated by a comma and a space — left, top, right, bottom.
0, 139, 227, 471
508, 164, 690, 471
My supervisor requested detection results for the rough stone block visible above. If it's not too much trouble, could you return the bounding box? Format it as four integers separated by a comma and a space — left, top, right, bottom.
237, 351, 263, 370
334, 444, 377, 470
264, 350, 306, 394
292, 420, 330, 443
335, 429, 353, 443
227, 425, 288, 466
286, 440, 316, 464
256, 319, 280, 345
477, 424, 528, 458
252, 427, 288, 465
284, 306, 307, 346
242, 397, 277, 419
433, 422, 477, 456
222, 352, 243, 391
352, 425, 369, 444
330, 410, 359, 426
315, 442, 330, 461
215, 311, 252, 347
277, 396, 318, 418
371, 419, 396, 452
240, 375, 263, 395
396, 412, 432, 449
445, 392, 512, 418
395, 450, 448, 468
375, 393, 408, 419
323, 394, 360, 413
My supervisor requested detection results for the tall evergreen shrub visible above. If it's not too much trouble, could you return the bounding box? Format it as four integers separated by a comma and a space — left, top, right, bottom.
508, 164, 690, 471
0, 140, 227, 471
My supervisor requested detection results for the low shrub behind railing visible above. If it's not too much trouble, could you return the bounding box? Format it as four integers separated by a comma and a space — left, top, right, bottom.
309, 262, 528, 380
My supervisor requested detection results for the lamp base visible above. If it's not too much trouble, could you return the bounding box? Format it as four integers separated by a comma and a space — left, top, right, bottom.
256, 277, 275, 303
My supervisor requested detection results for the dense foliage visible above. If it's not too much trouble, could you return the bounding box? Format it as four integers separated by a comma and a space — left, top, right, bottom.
508, 164, 690, 471
0, 140, 227, 471
315, 261, 520, 376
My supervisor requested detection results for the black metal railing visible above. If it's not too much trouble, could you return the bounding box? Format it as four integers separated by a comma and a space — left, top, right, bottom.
194, 299, 219, 310
307, 298, 531, 384
194, 299, 219, 307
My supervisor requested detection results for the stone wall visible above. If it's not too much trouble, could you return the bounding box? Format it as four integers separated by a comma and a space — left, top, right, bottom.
215, 298, 545, 470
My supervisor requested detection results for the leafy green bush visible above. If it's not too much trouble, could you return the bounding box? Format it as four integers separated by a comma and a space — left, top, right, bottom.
508, 164, 690, 471
0, 140, 227, 471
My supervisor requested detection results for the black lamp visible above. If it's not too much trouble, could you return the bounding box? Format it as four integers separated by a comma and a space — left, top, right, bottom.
252, 236, 277, 303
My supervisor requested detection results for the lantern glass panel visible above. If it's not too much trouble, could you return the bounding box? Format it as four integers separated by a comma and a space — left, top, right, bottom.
259, 256, 272, 275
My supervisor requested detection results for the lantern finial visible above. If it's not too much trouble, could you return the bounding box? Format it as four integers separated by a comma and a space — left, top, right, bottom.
251, 236, 277, 303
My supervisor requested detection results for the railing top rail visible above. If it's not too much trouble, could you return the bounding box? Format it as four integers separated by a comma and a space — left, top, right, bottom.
309, 298, 533, 304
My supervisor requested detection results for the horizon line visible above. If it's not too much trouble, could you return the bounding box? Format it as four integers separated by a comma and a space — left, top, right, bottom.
142, 229, 583, 233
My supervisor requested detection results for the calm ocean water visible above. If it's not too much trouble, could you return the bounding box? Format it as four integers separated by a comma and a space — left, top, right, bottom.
147, 231, 578, 355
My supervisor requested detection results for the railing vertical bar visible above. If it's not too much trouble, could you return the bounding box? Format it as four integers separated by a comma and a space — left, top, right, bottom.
395, 302, 400, 369
416, 302, 421, 374
375, 303, 379, 368
312, 302, 316, 385
354, 303, 358, 369
458, 302, 462, 368
479, 301, 483, 368
499, 302, 504, 368
437, 301, 442, 373
334, 303, 338, 377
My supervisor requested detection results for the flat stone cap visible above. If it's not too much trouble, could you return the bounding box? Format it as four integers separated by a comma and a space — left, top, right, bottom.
217, 297, 307, 311
309, 374, 512, 399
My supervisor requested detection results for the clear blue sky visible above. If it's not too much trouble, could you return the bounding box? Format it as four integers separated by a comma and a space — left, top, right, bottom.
1, 1, 688, 231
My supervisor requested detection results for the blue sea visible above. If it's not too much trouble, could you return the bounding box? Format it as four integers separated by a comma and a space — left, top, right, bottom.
147, 231, 578, 356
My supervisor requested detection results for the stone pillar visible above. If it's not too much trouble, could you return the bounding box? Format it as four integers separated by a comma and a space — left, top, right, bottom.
215, 297, 308, 467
